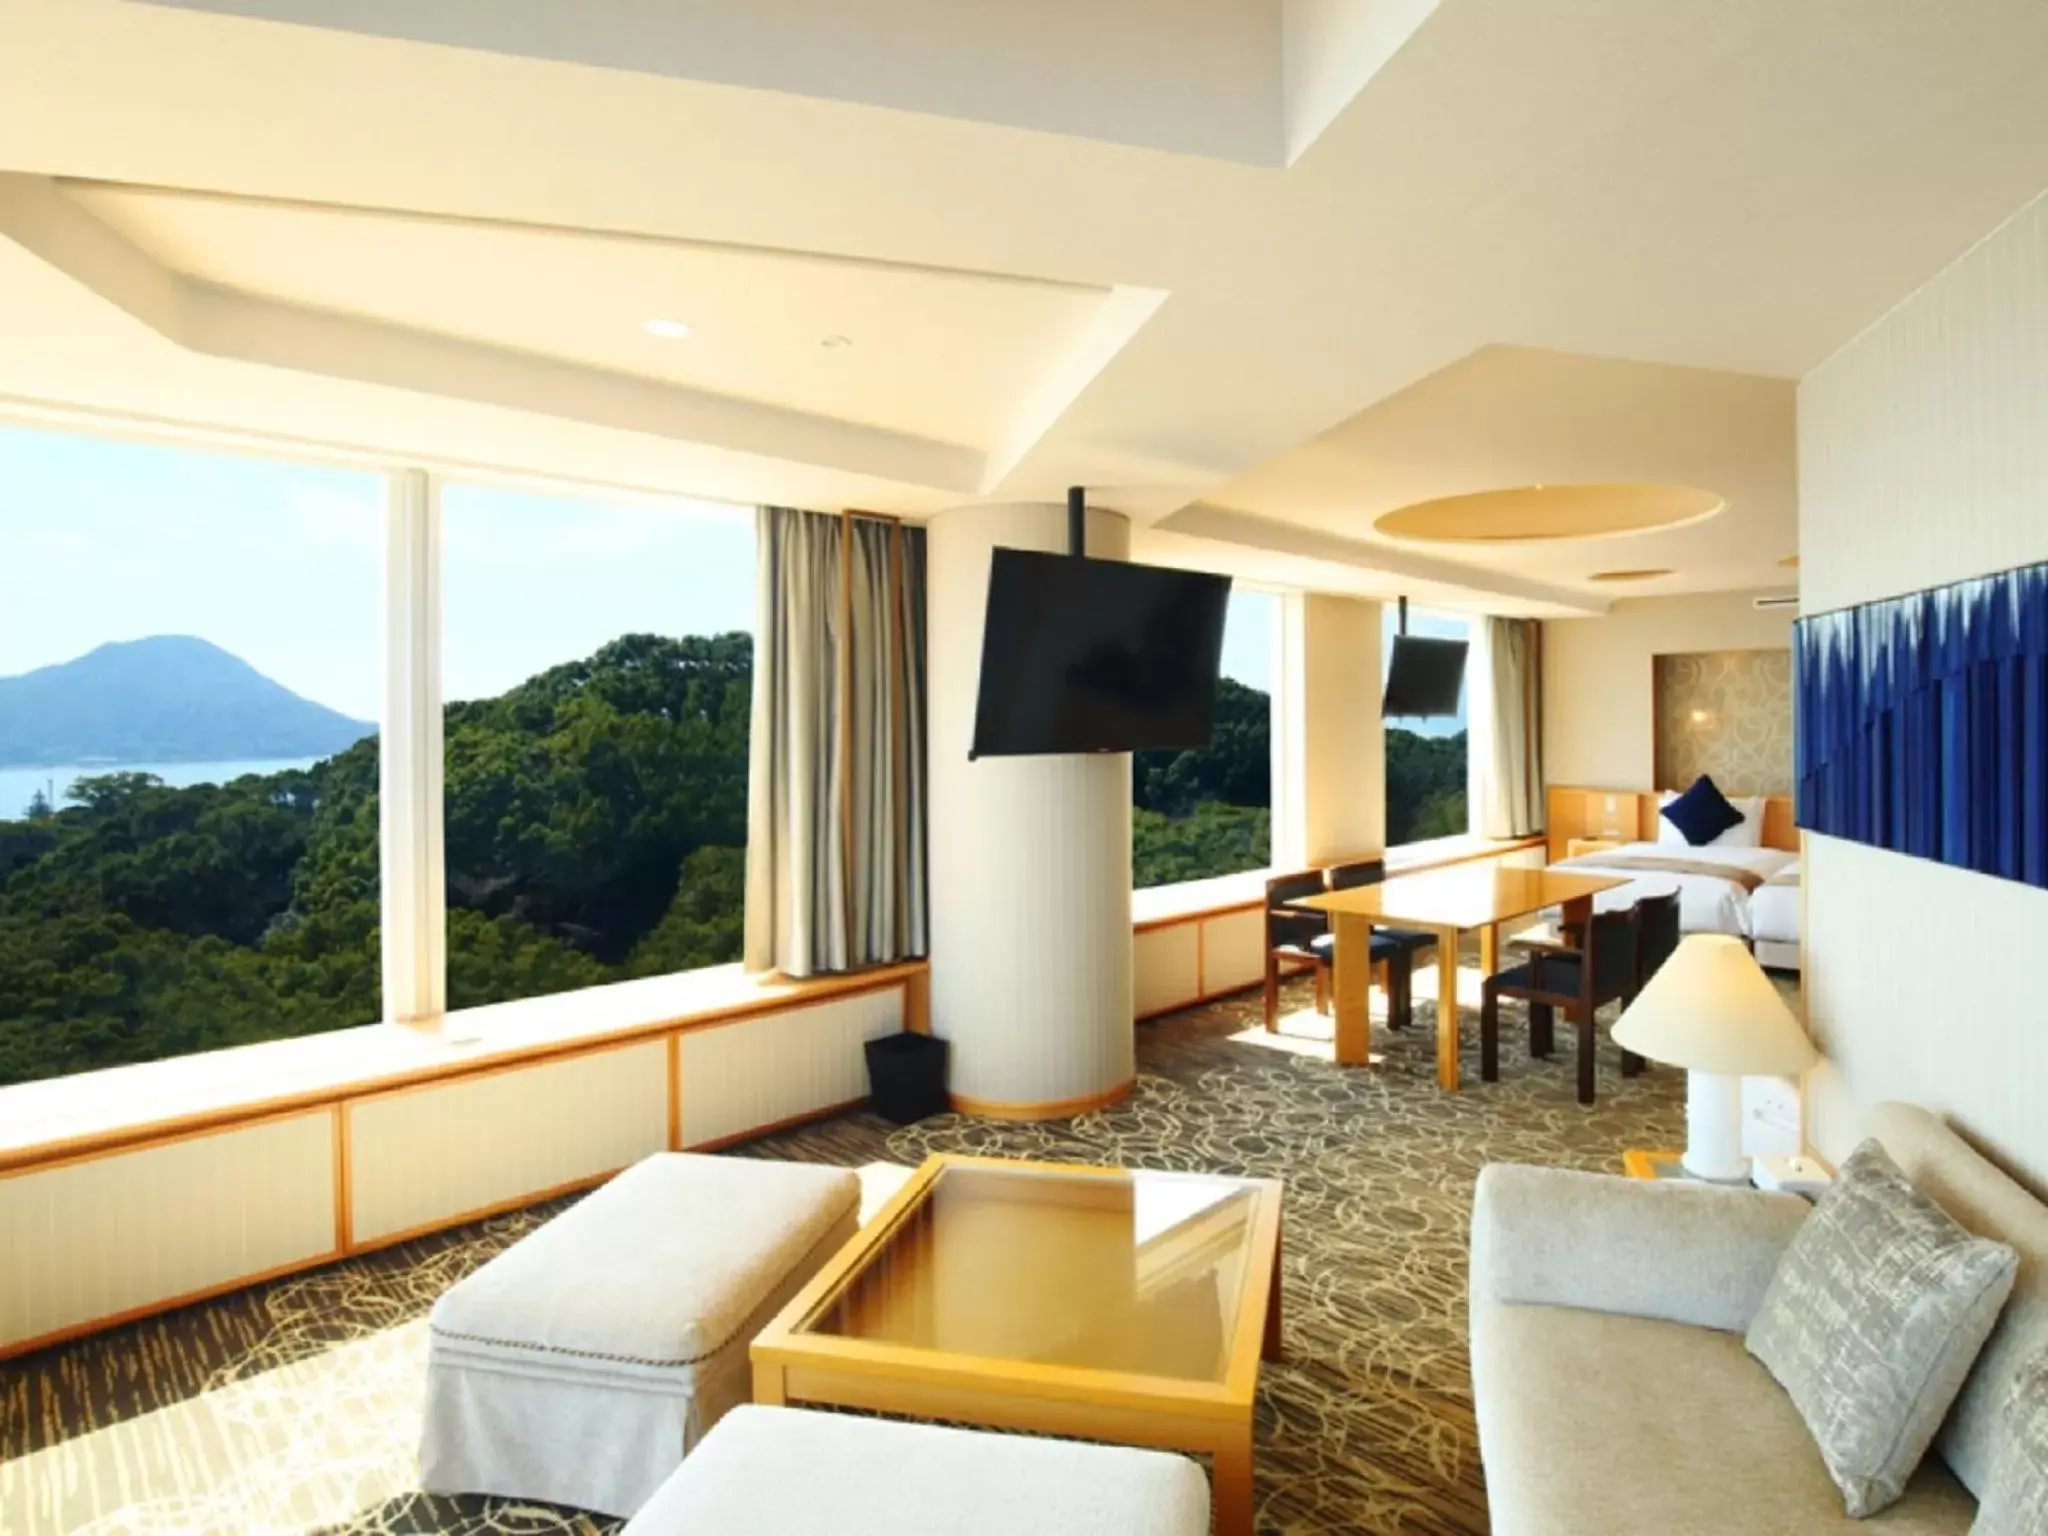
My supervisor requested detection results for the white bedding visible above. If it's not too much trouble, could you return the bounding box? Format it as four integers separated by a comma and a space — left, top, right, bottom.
1748, 858, 1801, 946
1558, 841, 1797, 939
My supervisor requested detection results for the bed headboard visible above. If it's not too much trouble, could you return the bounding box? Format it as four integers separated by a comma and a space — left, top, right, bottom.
1544, 785, 1798, 862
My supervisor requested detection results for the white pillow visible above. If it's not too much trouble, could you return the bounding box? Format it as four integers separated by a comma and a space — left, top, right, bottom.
1657, 789, 1764, 848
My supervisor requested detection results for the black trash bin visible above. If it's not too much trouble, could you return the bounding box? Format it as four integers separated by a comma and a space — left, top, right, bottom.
865, 1032, 949, 1125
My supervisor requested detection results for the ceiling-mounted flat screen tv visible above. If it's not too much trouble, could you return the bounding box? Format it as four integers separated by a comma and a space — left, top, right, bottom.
971, 549, 1231, 757
1383, 634, 1468, 719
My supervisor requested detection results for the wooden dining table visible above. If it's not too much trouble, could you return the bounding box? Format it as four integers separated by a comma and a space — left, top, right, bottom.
1291, 865, 1633, 1090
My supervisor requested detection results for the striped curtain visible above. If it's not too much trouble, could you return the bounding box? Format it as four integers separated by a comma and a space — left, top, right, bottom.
745, 507, 929, 976
1795, 560, 2048, 888
1467, 616, 1544, 838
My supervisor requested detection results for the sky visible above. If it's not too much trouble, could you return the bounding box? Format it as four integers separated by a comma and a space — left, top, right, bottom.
1216, 586, 1273, 693
0, 418, 1450, 729
0, 423, 754, 721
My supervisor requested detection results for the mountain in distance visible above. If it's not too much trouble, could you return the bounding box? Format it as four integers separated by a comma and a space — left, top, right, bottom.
0, 636, 375, 767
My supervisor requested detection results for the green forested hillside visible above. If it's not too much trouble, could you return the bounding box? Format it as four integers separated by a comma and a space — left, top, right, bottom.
1386, 728, 1469, 844
1131, 675, 1469, 885
0, 636, 1466, 1085
1133, 677, 1272, 886
0, 633, 749, 1086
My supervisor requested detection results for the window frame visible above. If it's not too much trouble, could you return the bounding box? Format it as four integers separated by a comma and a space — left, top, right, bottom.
1380, 601, 1474, 855
0, 408, 759, 1044
1128, 579, 1285, 896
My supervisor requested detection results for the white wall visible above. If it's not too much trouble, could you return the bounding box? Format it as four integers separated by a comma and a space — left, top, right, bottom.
1799, 186, 2048, 1190
0, 979, 909, 1357
1542, 592, 1792, 789
1133, 904, 1268, 1020
1275, 591, 1385, 866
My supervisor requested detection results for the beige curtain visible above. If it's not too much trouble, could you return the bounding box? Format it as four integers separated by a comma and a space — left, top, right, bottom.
745, 507, 928, 977
1467, 616, 1544, 838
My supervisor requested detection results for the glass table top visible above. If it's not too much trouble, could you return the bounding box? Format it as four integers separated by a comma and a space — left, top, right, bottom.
795, 1160, 1267, 1383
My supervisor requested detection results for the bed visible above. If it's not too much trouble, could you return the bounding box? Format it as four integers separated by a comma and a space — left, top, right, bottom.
1550, 840, 1798, 939
1543, 785, 1802, 952
1747, 858, 1801, 970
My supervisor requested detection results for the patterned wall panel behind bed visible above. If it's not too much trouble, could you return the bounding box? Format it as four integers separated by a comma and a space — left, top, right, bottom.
1653, 649, 1793, 793
1795, 560, 2048, 888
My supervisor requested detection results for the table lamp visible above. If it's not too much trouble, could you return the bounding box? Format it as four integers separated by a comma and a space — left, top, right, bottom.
1612, 934, 1819, 1183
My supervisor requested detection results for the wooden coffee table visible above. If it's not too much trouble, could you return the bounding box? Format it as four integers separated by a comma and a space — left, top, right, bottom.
752, 1154, 1285, 1536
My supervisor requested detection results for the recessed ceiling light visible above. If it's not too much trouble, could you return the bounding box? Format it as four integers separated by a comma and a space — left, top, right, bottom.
643, 318, 692, 340
821, 334, 852, 349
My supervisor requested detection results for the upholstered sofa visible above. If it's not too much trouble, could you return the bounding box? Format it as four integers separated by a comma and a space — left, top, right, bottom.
1470, 1103, 2047, 1534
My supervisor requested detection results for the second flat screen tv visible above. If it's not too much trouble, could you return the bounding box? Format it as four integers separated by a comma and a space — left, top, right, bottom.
971, 549, 1232, 757
1383, 634, 1468, 719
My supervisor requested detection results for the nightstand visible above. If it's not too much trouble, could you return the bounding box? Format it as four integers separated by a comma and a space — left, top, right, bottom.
1566, 837, 1623, 859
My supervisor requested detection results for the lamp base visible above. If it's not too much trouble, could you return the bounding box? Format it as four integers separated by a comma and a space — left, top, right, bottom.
1680, 1070, 1749, 1184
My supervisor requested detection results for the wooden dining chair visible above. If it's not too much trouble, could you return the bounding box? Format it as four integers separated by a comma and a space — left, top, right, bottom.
1324, 858, 1435, 1031
1480, 904, 1642, 1104
1620, 889, 1681, 1078
1263, 869, 1332, 1031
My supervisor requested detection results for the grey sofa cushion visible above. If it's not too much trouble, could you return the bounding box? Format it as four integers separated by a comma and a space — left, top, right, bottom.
1873, 1103, 2048, 1502
1470, 1298, 1977, 1536
1972, 1352, 2048, 1536
1747, 1140, 2018, 1517
1470, 1163, 1809, 1332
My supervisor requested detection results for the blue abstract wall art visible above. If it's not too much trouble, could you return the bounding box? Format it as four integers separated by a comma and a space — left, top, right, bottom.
1795, 560, 2048, 889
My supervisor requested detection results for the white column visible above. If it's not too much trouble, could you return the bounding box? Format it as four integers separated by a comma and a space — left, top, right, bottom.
925, 503, 1134, 1115
1275, 591, 1384, 867
380, 468, 445, 1022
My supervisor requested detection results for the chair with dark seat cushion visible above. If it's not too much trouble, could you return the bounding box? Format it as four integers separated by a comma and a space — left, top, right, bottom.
1302, 926, 1422, 1030
1632, 887, 1681, 979
1325, 858, 1435, 1030
1480, 905, 1642, 1104
1263, 869, 1332, 1030
1620, 889, 1681, 1078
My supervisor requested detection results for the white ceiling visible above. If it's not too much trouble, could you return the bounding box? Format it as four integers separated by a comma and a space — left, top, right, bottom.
3, 0, 2047, 614
1189, 347, 1800, 602
65, 182, 1123, 450
143, 0, 1301, 165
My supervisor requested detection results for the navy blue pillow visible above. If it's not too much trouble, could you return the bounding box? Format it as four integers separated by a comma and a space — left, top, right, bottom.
1662, 775, 1744, 847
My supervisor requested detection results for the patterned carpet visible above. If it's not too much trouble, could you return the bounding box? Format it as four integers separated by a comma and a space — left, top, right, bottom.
0, 973, 1695, 1534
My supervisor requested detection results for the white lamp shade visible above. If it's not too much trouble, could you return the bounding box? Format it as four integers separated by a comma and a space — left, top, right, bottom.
1612, 934, 1819, 1077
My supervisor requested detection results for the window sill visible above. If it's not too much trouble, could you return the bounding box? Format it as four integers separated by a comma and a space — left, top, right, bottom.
1131, 868, 1274, 930
1385, 832, 1545, 872
0, 960, 926, 1173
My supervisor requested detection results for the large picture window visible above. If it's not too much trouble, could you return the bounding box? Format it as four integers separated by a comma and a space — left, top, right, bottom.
1132, 587, 1275, 888
440, 484, 754, 1009
0, 425, 382, 1084
1383, 604, 1470, 846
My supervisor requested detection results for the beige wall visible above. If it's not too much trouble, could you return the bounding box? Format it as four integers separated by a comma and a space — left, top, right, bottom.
1275, 591, 1385, 866
1798, 188, 2048, 1192
1542, 593, 1793, 789
1652, 649, 1793, 795
0, 977, 912, 1356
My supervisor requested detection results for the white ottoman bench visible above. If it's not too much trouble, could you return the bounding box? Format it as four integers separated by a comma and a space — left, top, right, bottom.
620, 1406, 1213, 1536
419, 1153, 860, 1517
